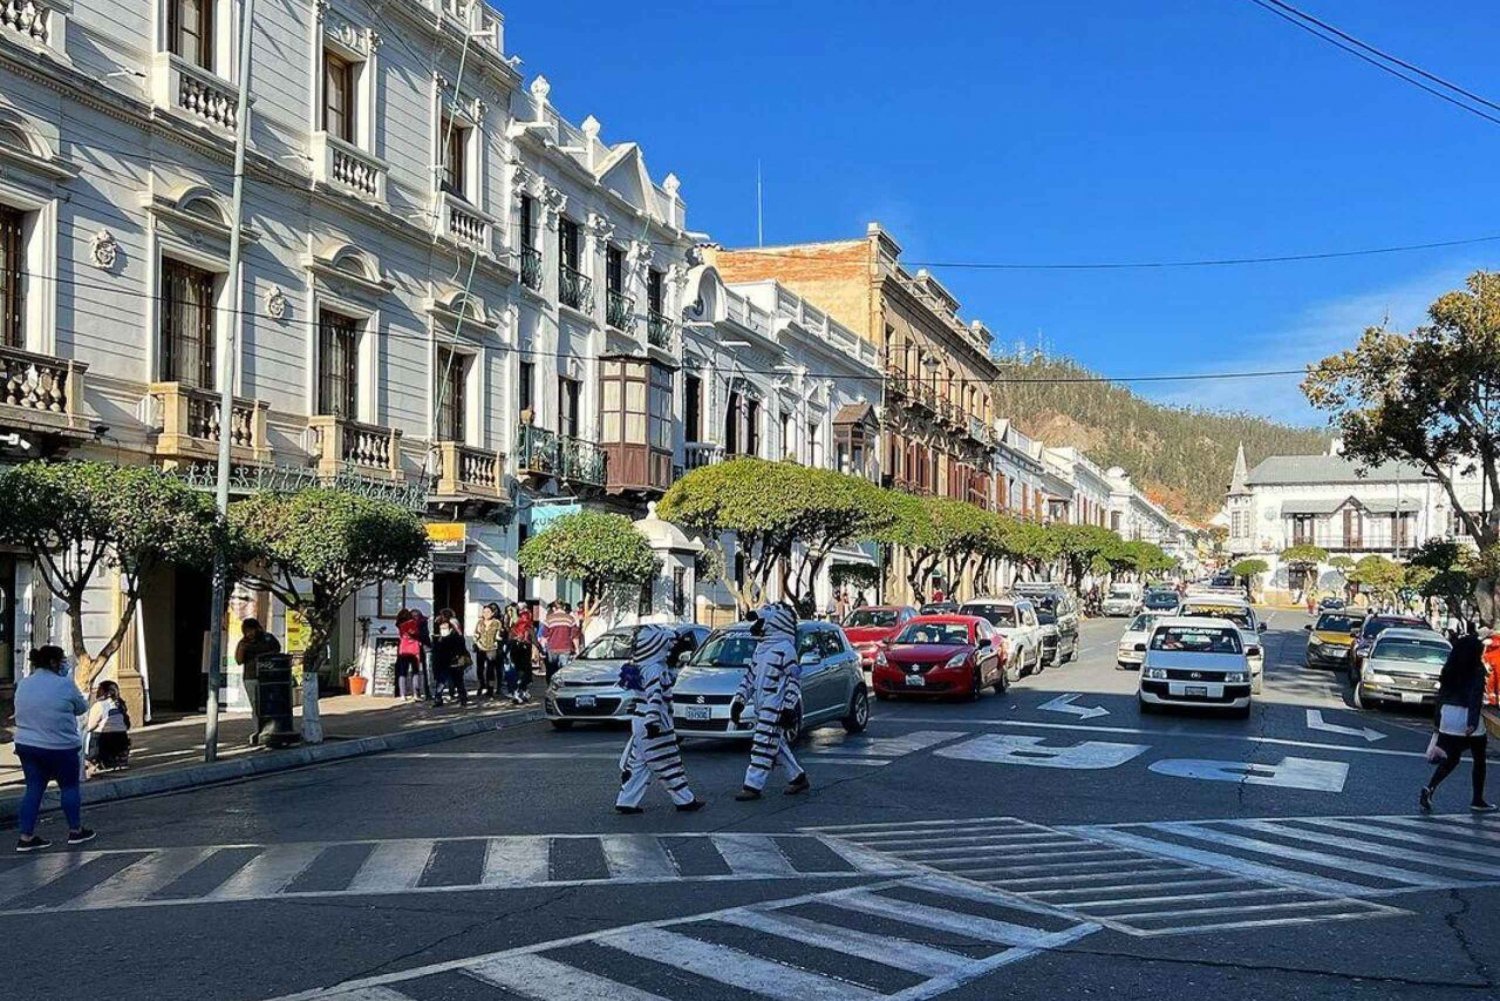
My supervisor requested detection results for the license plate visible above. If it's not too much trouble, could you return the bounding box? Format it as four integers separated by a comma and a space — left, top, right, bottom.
906, 675, 927, 687
1400, 691, 1424, 704
575, 695, 597, 708
1184, 685, 1209, 698
685, 705, 712, 720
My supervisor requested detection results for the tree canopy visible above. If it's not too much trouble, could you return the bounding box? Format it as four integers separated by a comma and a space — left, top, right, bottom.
1280, 544, 1328, 568
1230, 558, 1269, 580
517, 510, 657, 621
1347, 555, 1405, 602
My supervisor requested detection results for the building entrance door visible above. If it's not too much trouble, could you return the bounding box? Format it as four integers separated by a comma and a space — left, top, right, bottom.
172, 566, 213, 711
434, 569, 466, 625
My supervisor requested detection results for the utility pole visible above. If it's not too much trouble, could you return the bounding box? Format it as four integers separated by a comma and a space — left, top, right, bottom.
206, 0, 257, 762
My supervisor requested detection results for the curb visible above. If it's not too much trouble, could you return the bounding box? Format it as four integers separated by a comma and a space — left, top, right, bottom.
0, 707, 547, 826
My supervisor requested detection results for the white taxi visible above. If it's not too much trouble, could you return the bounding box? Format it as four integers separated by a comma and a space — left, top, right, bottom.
1176, 595, 1267, 695
1137, 617, 1254, 718
1115, 612, 1163, 669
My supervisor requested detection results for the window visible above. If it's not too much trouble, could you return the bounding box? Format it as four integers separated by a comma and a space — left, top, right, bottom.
684, 374, 701, 442
160, 260, 216, 388
323, 50, 356, 143
745, 398, 761, 457
435, 348, 466, 442
780, 411, 793, 459
518, 360, 534, 419
558, 376, 581, 438
168, 0, 214, 71
649, 363, 673, 451
440, 115, 468, 198
559, 217, 581, 271
806, 421, 819, 466
316, 310, 359, 418
724, 390, 741, 453
600, 360, 671, 449
0, 207, 22, 349
647, 269, 665, 317
606, 245, 624, 295
1291, 514, 1314, 546
519, 194, 536, 250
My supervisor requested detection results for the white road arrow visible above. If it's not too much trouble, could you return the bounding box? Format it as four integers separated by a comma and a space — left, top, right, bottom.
1305, 709, 1386, 743
1038, 693, 1109, 720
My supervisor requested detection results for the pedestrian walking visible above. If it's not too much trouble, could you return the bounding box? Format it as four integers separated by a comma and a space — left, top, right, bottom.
430, 609, 470, 708
1421, 622, 1495, 814
234, 618, 281, 745
12, 646, 94, 852
615, 624, 704, 814
473, 603, 504, 699
394, 608, 424, 700
731, 602, 810, 800
84, 680, 131, 773
543, 601, 580, 676
508, 603, 539, 704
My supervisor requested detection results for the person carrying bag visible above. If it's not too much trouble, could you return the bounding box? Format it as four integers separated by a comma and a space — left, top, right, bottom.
1420, 623, 1495, 814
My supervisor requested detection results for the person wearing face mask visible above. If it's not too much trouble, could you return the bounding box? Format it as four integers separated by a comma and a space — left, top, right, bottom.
731, 602, 810, 801
429, 609, 471, 708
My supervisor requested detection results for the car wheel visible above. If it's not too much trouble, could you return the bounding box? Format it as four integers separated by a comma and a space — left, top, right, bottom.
549, 718, 574, 730
1352, 680, 1366, 710
1033, 646, 1044, 675
842, 687, 870, 733
993, 661, 1009, 695
785, 706, 804, 744
967, 667, 983, 701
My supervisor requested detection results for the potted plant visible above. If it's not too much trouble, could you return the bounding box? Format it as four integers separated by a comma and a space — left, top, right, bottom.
342, 661, 367, 696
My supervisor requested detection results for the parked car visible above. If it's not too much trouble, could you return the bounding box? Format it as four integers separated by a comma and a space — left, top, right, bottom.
1013, 585, 1080, 665
1318, 596, 1346, 611
957, 597, 1046, 677
1303, 609, 1366, 669
671, 620, 868, 741
1116, 612, 1163, 669
1352, 628, 1451, 711
1137, 617, 1254, 719
1176, 595, 1267, 694
840, 605, 917, 669
544, 623, 709, 729
872, 615, 1007, 700
920, 601, 960, 616
1102, 584, 1143, 617
1142, 588, 1182, 614
1348, 614, 1431, 685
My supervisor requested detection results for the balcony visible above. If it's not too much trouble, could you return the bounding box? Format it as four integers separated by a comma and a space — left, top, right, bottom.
646, 310, 673, 349
520, 246, 543, 292
432, 441, 508, 504
311, 132, 387, 205
884, 366, 908, 397
514, 424, 606, 486
436, 0, 504, 55
148, 382, 270, 466
684, 441, 724, 470
560, 264, 593, 313
606, 288, 634, 332
1, 0, 65, 54
307, 415, 403, 480
436, 191, 491, 256
151, 52, 238, 132
0, 345, 89, 439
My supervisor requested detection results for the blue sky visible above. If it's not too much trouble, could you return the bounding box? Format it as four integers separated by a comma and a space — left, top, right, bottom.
500, 0, 1500, 425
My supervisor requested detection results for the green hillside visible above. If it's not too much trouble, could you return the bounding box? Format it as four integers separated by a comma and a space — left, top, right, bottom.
991, 355, 1329, 521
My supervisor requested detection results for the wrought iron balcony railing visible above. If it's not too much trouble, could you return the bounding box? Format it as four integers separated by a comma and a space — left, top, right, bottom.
560, 264, 593, 313
514, 423, 606, 486
606, 288, 634, 331
520, 246, 543, 292
647, 310, 673, 349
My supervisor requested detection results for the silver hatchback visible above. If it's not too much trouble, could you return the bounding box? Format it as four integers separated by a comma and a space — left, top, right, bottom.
671, 621, 870, 741
544, 623, 708, 729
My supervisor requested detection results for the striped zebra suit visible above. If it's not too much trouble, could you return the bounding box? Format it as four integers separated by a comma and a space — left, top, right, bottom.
736, 603, 807, 794
616, 625, 698, 810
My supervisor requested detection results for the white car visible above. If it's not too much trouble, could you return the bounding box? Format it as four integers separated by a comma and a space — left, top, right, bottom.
957, 597, 1046, 678
1115, 612, 1163, 669
1102, 584, 1143, 617
1176, 595, 1267, 695
1353, 627, 1451, 711
1137, 617, 1254, 718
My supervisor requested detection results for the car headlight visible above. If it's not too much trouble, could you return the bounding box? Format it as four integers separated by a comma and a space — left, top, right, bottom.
1117, 644, 1133, 655
1367, 673, 1394, 685
1144, 667, 1168, 680
874, 651, 888, 667
1223, 672, 1249, 683
945, 651, 970, 668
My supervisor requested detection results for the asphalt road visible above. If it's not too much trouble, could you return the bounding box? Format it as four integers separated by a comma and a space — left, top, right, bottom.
3, 611, 1495, 1001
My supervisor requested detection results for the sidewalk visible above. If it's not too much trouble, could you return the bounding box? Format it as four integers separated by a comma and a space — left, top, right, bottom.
1, 693, 545, 824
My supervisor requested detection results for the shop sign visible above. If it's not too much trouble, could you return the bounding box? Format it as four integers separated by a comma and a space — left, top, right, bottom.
529, 502, 581, 534
426, 522, 467, 554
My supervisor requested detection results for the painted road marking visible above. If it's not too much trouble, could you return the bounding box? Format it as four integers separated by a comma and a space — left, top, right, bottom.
935, 734, 1149, 770
812, 816, 1403, 937
0, 832, 903, 915
1147, 756, 1349, 792
1037, 693, 1109, 719
1305, 709, 1385, 742
807, 729, 965, 758
264, 875, 1099, 1001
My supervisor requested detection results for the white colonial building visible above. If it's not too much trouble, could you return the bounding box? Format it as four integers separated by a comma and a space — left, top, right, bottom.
1042, 445, 1112, 528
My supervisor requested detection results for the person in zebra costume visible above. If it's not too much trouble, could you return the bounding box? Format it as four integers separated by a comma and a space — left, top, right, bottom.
732, 602, 811, 800
616, 624, 706, 815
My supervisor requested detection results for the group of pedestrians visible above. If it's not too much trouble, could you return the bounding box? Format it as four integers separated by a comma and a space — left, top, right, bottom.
391, 600, 582, 708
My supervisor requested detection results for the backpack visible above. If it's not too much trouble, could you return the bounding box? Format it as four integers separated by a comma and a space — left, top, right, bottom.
618, 662, 643, 692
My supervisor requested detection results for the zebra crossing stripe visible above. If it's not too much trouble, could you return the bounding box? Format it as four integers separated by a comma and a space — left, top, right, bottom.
465, 953, 674, 1001
480, 836, 550, 886
1288, 817, 1500, 856
318, 990, 416, 1001
208, 844, 322, 900
1225, 819, 1500, 879
710, 833, 796, 878
0, 851, 86, 903
1150, 822, 1454, 889
715, 907, 972, 977
600, 835, 678, 880
595, 925, 881, 1001
824, 888, 1053, 948
68, 847, 217, 909
344, 840, 435, 894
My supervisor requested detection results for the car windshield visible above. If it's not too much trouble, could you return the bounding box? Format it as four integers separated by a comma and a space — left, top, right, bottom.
845, 608, 897, 628
1181, 604, 1251, 628
961, 604, 1017, 628
1035, 610, 1057, 625
1144, 593, 1178, 607
1373, 638, 1449, 664
1150, 626, 1243, 654
895, 623, 971, 646
1316, 613, 1362, 633
1128, 613, 1159, 632
690, 632, 758, 668
1367, 618, 1424, 637
1109, 587, 1135, 599
576, 629, 635, 660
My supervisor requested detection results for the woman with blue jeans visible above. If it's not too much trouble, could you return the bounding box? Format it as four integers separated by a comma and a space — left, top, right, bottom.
13, 645, 95, 852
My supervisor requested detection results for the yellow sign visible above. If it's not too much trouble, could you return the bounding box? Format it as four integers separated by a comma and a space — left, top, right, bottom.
426, 522, 467, 554
285, 610, 310, 654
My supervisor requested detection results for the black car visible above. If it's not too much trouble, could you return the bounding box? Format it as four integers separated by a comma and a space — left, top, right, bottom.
1013, 585, 1080, 665
920, 601, 960, 616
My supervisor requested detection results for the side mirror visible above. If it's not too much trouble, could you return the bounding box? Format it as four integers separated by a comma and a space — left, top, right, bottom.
1258, 622, 1268, 632
1133, 643, 1147, 653
799, 652, 820, 666
1303, 624, 1313, 631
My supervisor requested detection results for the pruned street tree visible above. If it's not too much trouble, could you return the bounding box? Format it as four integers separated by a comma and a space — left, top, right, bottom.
0, 461, 222, 689
1050, 523, 1122, 588
1347, 554, 1405, 607
780, 467, 896, 612
1229, 557, 1269, 598
1304, 270, 1500, 621
877, 491, 944, 601
230, 489, 430, 682
517, 510, 658, 626
1406, 538, 1473, 619
1279, 544, 1328, 600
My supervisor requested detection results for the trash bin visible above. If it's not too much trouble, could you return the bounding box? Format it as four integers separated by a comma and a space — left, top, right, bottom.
254, 654, 299, 748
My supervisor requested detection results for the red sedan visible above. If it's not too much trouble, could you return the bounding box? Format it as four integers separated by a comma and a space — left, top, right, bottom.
873, 615, 1007, 700
841, 605, 917, 668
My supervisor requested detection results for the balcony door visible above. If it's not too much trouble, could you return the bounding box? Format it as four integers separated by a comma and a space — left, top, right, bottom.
0, 206, 22, 349
168, 0, 215, 72
317, 310, 359, 418
160, 260, 216, 389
